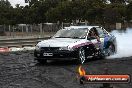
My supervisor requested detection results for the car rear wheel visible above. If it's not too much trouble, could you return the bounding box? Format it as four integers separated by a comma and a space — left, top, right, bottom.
107, 43, 115, 56
77, 47, 86, 64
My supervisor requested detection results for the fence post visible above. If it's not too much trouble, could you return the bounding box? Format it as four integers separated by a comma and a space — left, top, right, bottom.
40, 23, 43, 37
26, 24, 29, 34
9, 25, 11, 36
30, 24, 33, 36
12, 25, 14, 37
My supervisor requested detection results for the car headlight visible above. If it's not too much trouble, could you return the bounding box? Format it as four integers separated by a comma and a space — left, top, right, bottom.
35, 46, 40, 51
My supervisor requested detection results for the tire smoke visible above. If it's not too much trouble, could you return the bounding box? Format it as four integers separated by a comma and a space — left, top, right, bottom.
107, 28, 132, 59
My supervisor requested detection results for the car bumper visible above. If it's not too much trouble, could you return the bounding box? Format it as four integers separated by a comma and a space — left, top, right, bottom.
34, 50, 78, 60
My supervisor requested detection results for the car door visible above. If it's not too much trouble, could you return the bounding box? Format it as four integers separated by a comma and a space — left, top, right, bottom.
96, 27, 110, 50
84, 28, 99, 57
87, 28, 100, 49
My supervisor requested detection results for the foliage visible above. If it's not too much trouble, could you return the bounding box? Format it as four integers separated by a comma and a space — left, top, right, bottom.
0, 0, 132, 25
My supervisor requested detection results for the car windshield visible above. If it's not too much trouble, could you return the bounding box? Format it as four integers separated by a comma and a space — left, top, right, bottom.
53, 28, 88, 39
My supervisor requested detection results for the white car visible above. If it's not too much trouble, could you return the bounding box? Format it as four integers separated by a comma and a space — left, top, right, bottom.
34, 26, 117, 64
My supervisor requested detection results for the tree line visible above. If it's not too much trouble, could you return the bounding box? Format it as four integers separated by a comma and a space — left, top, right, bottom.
0, 0, 132, 25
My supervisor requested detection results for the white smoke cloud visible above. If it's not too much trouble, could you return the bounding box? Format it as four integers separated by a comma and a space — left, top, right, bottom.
107, 28, 132, 59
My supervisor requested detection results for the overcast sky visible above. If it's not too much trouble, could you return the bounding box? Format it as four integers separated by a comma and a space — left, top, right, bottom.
8, 0, 29, 7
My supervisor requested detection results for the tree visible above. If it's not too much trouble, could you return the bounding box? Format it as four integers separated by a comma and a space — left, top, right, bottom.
45, 1, 73, 22
0, 0, 12, 25
0, 0, 131, 25
126, 2, 132, 21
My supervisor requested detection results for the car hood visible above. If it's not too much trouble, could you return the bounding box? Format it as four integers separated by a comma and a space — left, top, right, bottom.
37, 38, 83, 47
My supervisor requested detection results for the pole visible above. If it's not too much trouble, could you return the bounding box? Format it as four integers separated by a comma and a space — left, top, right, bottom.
40, 23, 42, 37
9, 25, 11, 36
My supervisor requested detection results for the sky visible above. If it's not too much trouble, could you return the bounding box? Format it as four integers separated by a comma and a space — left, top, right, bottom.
8, 0, 29, 7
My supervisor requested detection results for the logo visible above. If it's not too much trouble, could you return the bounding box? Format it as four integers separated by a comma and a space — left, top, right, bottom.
77, 66, 130, 84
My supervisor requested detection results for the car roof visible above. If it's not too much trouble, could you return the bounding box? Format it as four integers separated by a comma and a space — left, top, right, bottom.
64, 26, 100, 29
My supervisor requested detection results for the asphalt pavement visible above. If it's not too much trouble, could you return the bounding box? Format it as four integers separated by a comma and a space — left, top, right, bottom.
0, 51, 132, 88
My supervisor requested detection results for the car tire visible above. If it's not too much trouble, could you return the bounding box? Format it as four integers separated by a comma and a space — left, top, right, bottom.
77, 47, 86, 64
107, 43, 115, 56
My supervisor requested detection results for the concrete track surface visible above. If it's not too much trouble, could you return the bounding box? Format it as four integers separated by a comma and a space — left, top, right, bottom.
0, 51, 132, 88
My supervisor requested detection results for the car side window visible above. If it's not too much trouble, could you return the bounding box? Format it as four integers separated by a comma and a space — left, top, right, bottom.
88, 28, 99, 40
96, 27, 105, 38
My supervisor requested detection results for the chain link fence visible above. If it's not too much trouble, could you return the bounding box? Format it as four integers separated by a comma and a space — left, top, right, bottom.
0, 23, 71, 38
0, 22, 131, 38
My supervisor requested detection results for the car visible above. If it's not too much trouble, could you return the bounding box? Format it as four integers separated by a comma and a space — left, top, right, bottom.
34, 26, 117, 64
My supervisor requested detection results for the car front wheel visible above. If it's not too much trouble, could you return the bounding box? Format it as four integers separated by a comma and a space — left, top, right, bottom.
77, 47, 86, 64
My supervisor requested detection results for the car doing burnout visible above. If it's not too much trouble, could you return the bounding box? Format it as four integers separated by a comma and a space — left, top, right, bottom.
34, 26, 117, 64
